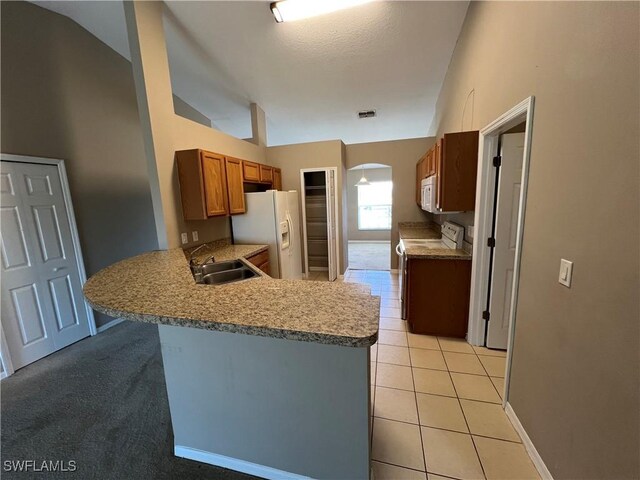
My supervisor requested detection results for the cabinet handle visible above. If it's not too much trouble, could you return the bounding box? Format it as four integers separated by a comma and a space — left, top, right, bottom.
395, 243, 403, 256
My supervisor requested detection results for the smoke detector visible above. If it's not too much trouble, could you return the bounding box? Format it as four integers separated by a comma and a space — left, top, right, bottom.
358, 110, 376, 119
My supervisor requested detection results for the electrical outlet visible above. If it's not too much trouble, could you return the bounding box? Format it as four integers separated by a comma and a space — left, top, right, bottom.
558, 259, 573, 287
192, 231, 199, 242
181, 233, 188, 245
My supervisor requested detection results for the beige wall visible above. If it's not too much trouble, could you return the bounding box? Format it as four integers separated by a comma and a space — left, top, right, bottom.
173, 95, 211, 128
1, 1, 159, 327
346, 167, 392, 242
125, 1, 269, 250
266, 140, 348, 274
345, 138, 434, 269
432, 2, 639, 478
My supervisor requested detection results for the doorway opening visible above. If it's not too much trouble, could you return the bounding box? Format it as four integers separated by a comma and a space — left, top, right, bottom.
347, 164, 392, 271
467, 97, 535, 404
300, 168, 340, 281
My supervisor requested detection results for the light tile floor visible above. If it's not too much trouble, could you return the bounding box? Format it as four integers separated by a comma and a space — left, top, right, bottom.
340, 268, 541, 480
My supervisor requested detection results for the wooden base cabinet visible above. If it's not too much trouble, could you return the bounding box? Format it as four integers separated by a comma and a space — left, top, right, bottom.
246, 250, 270, 276
406, 258, 472, 338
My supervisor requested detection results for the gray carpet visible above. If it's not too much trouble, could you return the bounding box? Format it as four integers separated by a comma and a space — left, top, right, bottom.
0, 321, 260, 480
348, 242, 391, 270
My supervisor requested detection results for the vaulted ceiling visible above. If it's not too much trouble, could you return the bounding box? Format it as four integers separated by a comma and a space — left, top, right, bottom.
33, 1, 469, 146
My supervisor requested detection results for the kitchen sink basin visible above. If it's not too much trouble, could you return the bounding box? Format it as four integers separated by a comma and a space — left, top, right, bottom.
198, 267, 257, 285
195, 260, 245, 276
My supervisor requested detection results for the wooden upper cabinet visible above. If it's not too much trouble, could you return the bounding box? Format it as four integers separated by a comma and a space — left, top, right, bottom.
432, 140, 441, 177
225, 157, 246, 215
260, 164, 273, 184
273, 168, 282, 191
176, 149, 229, 220
416, 157, 424, 205
436, 131, 479, 212
201, 152, 229, 217
243, 161, 260, 182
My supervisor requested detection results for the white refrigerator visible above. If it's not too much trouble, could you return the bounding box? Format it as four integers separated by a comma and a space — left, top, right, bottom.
231, 191, 303, 280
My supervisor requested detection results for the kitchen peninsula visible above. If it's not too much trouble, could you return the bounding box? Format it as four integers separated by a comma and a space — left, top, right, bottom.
84, 240, 379, 480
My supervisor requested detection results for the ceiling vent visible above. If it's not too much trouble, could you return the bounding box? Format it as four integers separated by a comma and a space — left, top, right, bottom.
358, 110, 376, 119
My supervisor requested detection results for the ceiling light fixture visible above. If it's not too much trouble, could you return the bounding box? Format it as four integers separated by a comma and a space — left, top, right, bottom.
355, 166, 370, 187
270, 0, 373, 23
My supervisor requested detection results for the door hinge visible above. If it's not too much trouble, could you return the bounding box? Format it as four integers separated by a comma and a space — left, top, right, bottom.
487, 237, 496, 248
493, 155, 502, 167
482, 310, 490, 321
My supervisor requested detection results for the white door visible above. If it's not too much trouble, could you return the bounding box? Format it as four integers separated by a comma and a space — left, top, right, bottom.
487, 133, 525, 349
325, 170, 338, 281
1, 161, 91, 370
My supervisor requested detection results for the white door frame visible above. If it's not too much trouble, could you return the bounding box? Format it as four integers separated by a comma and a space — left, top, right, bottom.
0, 153, 97, 378
466, 97, 535, 404
299, 167, 340, 278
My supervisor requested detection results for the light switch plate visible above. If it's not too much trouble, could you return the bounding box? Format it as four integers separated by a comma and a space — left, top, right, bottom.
181, 233, 188, 245
559, 259, 573, 287
192, 231, 199, 242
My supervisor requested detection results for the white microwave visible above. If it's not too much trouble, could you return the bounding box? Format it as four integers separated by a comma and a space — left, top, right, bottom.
421, 176, 437, 213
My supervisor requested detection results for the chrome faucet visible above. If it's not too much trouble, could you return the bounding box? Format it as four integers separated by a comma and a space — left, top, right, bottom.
188, 245, 216, 282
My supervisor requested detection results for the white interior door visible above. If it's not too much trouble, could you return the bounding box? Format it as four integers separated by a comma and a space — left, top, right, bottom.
487, 133, 525, 349
1, 161, 90, 370
326, 170, 338, 281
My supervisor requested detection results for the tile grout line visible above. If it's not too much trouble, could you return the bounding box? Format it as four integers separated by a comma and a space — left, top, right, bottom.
439, 336, 488, 480
407, 325, 429, 475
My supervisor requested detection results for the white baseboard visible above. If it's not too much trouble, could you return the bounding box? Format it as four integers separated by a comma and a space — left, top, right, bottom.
97, 318, 125, 333
505, 403, 553, 480
174, 446, 310, 480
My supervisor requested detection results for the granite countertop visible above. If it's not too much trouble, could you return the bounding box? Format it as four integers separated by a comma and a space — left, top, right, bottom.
398, 222, 472, 261
84, 242, 379, 347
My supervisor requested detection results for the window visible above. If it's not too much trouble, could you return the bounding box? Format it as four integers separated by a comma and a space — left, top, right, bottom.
357, 181, 392, 230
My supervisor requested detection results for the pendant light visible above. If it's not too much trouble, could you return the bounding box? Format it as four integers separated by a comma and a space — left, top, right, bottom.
355, 166, 370, 187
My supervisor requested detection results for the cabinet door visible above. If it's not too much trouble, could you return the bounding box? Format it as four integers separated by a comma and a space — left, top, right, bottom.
439, 131, 479, 212
225, 157, 246, 215
259, 261, 270, 276
432, 140, 441, 177
260, 164, 273, 183
243, 161, 260, 182
416, 159, 424, 205
436, 138, 444, 210
273, 168, 282, 191
201, 152, 229, 217
176, 149, 208, 220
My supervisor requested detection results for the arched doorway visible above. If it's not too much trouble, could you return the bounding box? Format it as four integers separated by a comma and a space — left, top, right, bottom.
346, 163, 392, 270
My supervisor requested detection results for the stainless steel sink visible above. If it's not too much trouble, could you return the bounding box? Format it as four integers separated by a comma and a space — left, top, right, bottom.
198, 267, 257, 285
192, 259, 257, 285
196, 260, 245, 276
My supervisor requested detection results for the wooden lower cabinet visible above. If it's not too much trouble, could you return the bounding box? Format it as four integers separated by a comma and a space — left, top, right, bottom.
406, 258, 472, 338
245, 250, 270, 276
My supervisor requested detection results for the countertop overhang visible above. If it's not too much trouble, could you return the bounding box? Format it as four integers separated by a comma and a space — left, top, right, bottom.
83, 244, 379, 347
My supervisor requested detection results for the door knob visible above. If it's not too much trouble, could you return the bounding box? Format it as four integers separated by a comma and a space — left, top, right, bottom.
52, 267, 66, 272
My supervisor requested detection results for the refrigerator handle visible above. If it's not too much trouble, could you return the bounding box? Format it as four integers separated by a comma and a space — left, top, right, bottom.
286, 212, 294, 257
